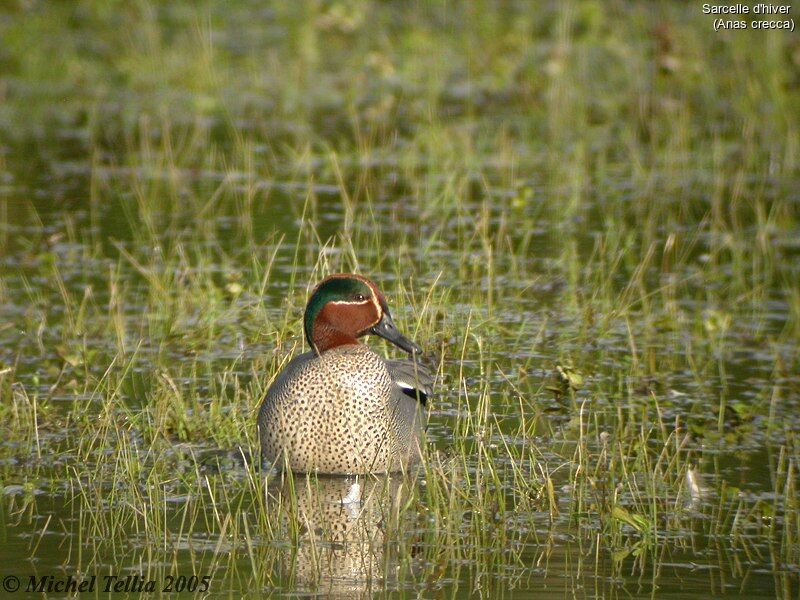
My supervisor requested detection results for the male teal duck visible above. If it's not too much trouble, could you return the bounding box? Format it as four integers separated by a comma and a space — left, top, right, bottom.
258, 274, 433, 474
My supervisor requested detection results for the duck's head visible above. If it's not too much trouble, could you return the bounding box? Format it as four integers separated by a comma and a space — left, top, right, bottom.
304, 273, 422, 356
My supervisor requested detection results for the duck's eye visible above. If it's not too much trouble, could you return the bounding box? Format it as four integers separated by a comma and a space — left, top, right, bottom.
354, 293, 366, 302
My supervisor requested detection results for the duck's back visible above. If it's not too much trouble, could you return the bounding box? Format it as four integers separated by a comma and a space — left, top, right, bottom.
258, 345, 425, 473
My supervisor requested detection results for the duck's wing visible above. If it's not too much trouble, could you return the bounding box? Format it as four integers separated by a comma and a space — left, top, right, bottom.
385, 359, 434, 407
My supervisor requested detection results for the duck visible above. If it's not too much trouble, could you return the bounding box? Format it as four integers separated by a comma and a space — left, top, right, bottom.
258, 273, 433, 474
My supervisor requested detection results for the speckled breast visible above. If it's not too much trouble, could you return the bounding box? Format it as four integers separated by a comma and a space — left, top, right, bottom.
258, 345, 423, 473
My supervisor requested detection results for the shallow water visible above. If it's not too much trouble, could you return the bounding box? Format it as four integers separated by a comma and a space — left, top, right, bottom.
2, 2, 799, 598
2, 166, 797, 597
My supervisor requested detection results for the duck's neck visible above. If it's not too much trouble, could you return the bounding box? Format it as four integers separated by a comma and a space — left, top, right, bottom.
310, 322, 360, 354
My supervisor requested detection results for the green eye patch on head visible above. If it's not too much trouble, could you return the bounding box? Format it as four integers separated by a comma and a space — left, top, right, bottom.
303, 276, 374, 347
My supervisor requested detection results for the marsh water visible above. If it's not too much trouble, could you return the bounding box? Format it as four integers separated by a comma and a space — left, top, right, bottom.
1, 2, 799, 598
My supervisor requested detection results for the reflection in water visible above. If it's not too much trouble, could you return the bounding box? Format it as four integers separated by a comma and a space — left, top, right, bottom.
269, 473, 409, 596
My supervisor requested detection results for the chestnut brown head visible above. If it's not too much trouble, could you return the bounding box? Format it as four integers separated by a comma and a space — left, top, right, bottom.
304, 274, 422, 356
